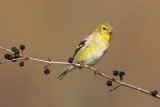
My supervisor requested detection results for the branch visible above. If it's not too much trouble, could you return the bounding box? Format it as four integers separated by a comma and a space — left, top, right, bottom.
0, 46, 160, 99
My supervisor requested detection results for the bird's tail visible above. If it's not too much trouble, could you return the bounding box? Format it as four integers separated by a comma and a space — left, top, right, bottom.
57, 65, 76, 80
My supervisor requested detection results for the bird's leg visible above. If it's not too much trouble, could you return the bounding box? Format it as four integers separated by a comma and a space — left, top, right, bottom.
79, 61, 85, 70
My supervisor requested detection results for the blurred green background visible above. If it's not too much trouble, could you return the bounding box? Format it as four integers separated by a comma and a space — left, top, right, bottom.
0, 0, 160, 107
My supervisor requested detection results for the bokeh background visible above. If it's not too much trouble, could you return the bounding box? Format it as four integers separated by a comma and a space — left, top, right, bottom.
0, 0, 160, 107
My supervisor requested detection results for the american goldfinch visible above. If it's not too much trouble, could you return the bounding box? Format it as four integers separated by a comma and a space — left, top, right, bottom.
57, 23, 113, 80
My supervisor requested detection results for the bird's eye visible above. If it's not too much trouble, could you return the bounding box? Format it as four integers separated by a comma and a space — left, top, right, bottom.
102, 27, 106, 30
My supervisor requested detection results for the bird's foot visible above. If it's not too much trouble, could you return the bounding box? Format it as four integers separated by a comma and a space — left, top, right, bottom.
79, 61, 85, 70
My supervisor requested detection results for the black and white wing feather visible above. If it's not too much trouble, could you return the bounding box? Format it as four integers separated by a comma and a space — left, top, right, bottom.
68, 39, 87, 63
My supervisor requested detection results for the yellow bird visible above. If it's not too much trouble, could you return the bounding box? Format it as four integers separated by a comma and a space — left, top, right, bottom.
57, 23, 113, 80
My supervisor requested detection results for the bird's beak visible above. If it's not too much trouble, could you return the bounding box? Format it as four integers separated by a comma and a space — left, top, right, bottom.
108, 30, 113, 35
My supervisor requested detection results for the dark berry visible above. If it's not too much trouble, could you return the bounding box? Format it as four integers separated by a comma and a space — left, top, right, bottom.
119, 71, 125, 80
15, 54, 20, 58
20, 44, 25, 50
119, 71, 125, 77
68, 57, 73, 63
44, 68, 50, 75
4, 53, 10, 59
8, 55, 13, 60
106, 81, 112, 86
113, 70, 119, 76
14, 49, 19, 54
4, 53, 12, 60
12, 47, 19, 54
11, 47, 17, 52
19, 61, 24, 67
151, 90, 158, 97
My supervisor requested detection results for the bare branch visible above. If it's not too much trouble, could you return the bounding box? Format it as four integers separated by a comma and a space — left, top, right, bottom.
0, 46, 160, 99
25, 57, 160, 99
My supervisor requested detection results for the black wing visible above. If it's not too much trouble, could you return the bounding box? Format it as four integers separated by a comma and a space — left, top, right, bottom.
68, 39, 87, 63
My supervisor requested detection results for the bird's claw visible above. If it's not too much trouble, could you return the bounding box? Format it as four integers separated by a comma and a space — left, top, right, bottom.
79, 61, 84, 70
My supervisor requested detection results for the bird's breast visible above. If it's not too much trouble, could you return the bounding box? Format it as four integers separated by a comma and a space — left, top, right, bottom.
74, 44, 107, 65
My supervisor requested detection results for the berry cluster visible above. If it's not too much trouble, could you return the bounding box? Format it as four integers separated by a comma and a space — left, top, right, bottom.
113, 70, 125, 80
3, 44, 51, 75
4, 44, 25, 66
106, 70, 125, 87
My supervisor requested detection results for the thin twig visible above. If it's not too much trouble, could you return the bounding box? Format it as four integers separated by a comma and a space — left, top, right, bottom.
0, 46, 15, 54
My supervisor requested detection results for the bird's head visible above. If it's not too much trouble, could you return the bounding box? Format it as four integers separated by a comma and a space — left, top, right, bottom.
95, 23, 113, 41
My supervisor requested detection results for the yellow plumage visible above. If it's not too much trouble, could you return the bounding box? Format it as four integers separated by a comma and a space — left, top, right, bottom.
57, 23, 113, 80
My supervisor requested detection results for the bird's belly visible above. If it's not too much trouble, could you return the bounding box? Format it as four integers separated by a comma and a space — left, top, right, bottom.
74, 46, 107, 65
84, 49, 105, 65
